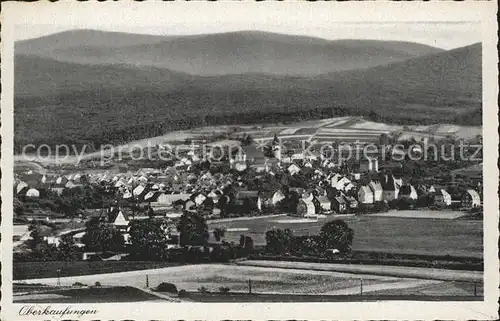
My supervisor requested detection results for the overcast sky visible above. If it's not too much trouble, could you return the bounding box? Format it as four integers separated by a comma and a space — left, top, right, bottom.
12, 2, 482, 49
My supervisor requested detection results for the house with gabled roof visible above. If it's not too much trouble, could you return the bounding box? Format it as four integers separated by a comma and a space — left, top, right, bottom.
369, 180, 384, 202
331, 195, 347, 214
26, 188, 40, 198
16, 181, 29, 195
357, 185, 374, 204
315, 195, 332, 214
433, 189, 452, 207
295, 198, 316, 217
461, 189, 481, 208
381, 174, 401, 201
107, 207, 130, 231
287, 163, 301, 176
398, 184, 418, 200
344, 194, 359, 211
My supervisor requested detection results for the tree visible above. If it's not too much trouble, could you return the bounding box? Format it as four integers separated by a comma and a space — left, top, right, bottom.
129, 218, 175, 260
265, 228, 293, 255
239, 235, 254, 256
320, 220, 354, 253
213, 227, 226, 242
177, 212, 209, 246
27, 222, 45, 250
82, 217, 124, 252
57, 234, 81, 261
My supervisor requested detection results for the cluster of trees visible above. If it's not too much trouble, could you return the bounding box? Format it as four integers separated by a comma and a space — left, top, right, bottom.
15, 84, 480, 153
15, 184, 116, 218
265, 220, 354, 256
16, 223, 81, 262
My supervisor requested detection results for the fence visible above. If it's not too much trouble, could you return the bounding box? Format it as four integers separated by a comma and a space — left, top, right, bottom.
142, 274, 483, 300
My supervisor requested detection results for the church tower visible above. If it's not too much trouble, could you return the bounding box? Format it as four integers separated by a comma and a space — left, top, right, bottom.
272, 133, 281, 162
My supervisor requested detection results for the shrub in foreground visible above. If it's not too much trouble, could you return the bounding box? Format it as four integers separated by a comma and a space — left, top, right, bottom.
156, 282, 178, 293
219, 286, 230, 295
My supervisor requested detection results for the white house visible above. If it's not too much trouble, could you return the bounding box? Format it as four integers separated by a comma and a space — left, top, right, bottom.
369, 181, 384, 202
272, 190, 286, 205
16, 181, 29, 194
461, 189, 481, 208
26, 188, 40, 198
296, 199, 316, 217
194, 193, 207, 206
399, 184, 418, 200
358, 185, 374, 204
287, 164, 301, 176
382, 175, 401, 201
113, 210, 130, 228
133, 185, 145, 197
434, 189, 452, 206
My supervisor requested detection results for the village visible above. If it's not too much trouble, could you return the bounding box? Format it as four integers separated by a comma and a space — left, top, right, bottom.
13, 128, 483, 262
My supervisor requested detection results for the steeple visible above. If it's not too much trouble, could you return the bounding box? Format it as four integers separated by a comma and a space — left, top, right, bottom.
272, 133, 281, 161
272, 133, 279, 145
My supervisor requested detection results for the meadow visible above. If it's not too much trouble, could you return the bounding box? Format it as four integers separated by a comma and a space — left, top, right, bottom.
209, 213, 483, 258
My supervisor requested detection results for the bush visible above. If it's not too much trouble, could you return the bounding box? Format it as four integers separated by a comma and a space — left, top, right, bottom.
178, 289, 188, 297
219, 286, 230, 294
156, 282, 178, 293
94, 281, 102, 287
198, 286, 208, 293
73, 282, 87, 287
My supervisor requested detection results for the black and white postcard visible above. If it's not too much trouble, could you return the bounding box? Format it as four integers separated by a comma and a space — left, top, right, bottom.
1, 1, 498, 320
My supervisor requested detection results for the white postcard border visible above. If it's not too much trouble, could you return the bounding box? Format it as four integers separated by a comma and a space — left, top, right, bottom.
1, 1, 498, 320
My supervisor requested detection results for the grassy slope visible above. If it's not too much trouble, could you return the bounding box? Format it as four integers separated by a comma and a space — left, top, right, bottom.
14, 44, 481, 149
16, 29, 444, 76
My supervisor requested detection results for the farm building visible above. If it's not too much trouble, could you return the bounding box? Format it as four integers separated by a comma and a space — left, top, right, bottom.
334, 177, 352, 191
207, 190, 222, 203
315, 195, 332, 213
369, 181, 384, 202
398, 184, 418, 200
344, 195, 359, 211
461, 189, 481, 208
258, 189, 287, 212
433, 189, 452, 207
381, 175, 401, 201
133, 185, 145, 197
357, 185, 374, 204
16, 181, 29, 195
296, 199, 316, 217
331, 196, 347, 214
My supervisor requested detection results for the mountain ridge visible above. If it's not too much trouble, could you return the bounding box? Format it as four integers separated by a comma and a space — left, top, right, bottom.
16, 29, 445, 77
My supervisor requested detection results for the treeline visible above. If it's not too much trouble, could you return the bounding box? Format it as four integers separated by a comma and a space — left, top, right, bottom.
14, 102, 481, 154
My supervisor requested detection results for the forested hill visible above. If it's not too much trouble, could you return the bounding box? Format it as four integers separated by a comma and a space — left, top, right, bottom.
16, 29, 444, 77
14, 30, 481, 151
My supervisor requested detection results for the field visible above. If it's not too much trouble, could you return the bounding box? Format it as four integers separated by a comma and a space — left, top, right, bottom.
17, 263, 482, 302
208, 212, 483, 258
13, 115, 481, 166
13, 261, 183, 280
13, 285, 162, 303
